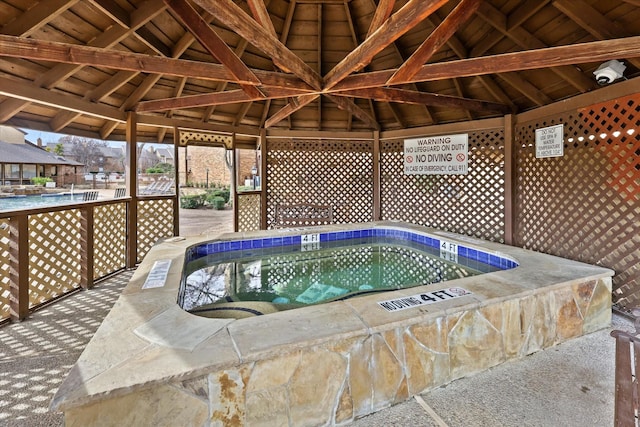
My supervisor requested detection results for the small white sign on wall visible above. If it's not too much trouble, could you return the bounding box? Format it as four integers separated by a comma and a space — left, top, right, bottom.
535, 124, 564, 158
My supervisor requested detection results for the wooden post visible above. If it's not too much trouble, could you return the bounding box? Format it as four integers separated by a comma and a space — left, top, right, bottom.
233, 135, 239, 232
125, 112, 138, 267
79, 206, 94, 289
173, 127, 180, 236
260, 129, 268, 229
373, 130, 381, 221
504, 114, 514, 245
8, 215, 29, 320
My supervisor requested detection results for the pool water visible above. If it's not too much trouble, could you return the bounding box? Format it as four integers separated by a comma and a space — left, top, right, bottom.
0, 193, 87, 211
181, 237, 499, 313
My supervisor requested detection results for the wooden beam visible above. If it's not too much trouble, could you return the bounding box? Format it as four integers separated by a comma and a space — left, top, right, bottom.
366, 0, 395, 38
476, 2, 594, 93
335, 87, 511, 114
1, 0, 78, 36
387, 0, 481, 85
553, 0, 640, 69
0, 35, 314, 92
332, 36, 640, 91
265, 95, 317, 128
166, 0, 265, 99
136, 87, 311, 112
191, 0, 323, 90
324, 0, 450, 90
0, 75, 127, 122
327, 95, 380, 130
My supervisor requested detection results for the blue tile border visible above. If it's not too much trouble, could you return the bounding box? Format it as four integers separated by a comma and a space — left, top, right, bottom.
187, 227, 519, 271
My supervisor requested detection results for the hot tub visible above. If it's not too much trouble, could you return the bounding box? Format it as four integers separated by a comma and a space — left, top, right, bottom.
52, 221, 613, 426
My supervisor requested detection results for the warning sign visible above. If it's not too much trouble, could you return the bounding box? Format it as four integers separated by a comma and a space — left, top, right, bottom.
404, 134, 469, 175
535, 124, 564, 158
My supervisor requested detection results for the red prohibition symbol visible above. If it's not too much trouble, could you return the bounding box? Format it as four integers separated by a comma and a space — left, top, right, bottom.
406, 156, 413, 163
456, 153, 465, 162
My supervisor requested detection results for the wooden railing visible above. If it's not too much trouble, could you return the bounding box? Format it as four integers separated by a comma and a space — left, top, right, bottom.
0, 195, 176, 323
611, 314, 640, 427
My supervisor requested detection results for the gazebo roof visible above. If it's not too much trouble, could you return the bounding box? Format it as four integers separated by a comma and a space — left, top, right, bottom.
0, 0, 639, 143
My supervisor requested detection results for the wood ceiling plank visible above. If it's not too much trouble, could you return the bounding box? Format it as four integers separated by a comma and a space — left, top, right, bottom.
327, 94, 380, 130
500, 72, 552, 106
51, 70, 138, 131
1, 0, 79, 36
0, 0, 166, 123
476, 2, 594, 93
324, 0, 450, 90
553, 0, 640, 69
166, 0, 265, 99
387, 0, 482, 85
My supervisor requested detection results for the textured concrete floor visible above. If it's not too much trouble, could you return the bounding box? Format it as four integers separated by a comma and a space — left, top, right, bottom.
0, 207, 631, 425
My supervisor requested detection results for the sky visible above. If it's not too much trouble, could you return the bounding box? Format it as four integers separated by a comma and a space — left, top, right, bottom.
22, 128, 125, 147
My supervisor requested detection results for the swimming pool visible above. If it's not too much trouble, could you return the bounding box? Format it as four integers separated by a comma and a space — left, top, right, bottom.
0, 193, 88, 211
182, 229, 516, 317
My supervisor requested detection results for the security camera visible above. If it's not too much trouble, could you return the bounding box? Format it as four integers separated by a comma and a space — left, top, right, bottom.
593, 60, 626, 85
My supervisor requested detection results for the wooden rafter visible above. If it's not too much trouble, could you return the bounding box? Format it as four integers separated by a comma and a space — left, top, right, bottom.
165, 0, 265, 99
323, 0, 450, 90
387, 0, 482, 85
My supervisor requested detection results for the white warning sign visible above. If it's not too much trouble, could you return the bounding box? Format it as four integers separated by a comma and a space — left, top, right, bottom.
535, 124, 564, 158
404, 134, 469, 175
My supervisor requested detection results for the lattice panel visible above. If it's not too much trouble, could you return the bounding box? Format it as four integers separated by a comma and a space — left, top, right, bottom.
137, 199, 175, 262
266, 139, 374, 228
0, 219, 10, 321
380, 130, 506, 242
28, 210, 82, 307
238, 193, 261, 232
93, 203, 127, 279
179, 130, 232, 148
514, 94, 640, 310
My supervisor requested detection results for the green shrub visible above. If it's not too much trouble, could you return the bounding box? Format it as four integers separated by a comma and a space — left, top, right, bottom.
207, 188, 231, 205
31, 177, 52, 186
180, 194, 206, 209
211, 196, 226, 210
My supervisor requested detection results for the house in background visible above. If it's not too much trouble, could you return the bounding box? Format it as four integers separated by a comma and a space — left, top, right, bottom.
0, 126, 83, 187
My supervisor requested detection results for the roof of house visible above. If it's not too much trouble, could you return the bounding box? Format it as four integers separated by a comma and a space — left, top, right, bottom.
0, 140, 83, 166
0, 1, 639, 142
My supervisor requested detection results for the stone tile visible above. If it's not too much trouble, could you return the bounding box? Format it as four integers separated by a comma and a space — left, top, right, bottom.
64, 384, 208, 427
335, 381, 354, 424
348, 336, 374, 418
448, 310, 505, 380
583, 278, 613, 333
228, 302, 367, 361
554, 287, 584, 342
289, 348, 347, 427
247, 351, 301, 392
245, 387, 289, 427
133, 306, 231, 351
371, 334, 405, 410
521, 293, 556, 355
209, 368, 248, 426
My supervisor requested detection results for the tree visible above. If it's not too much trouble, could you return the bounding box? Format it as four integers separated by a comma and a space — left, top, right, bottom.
60, 135, 107, 173
53, 142, 64, 156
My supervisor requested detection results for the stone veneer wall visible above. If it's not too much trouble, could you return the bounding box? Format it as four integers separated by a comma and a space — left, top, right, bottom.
64, 277, 611, 426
